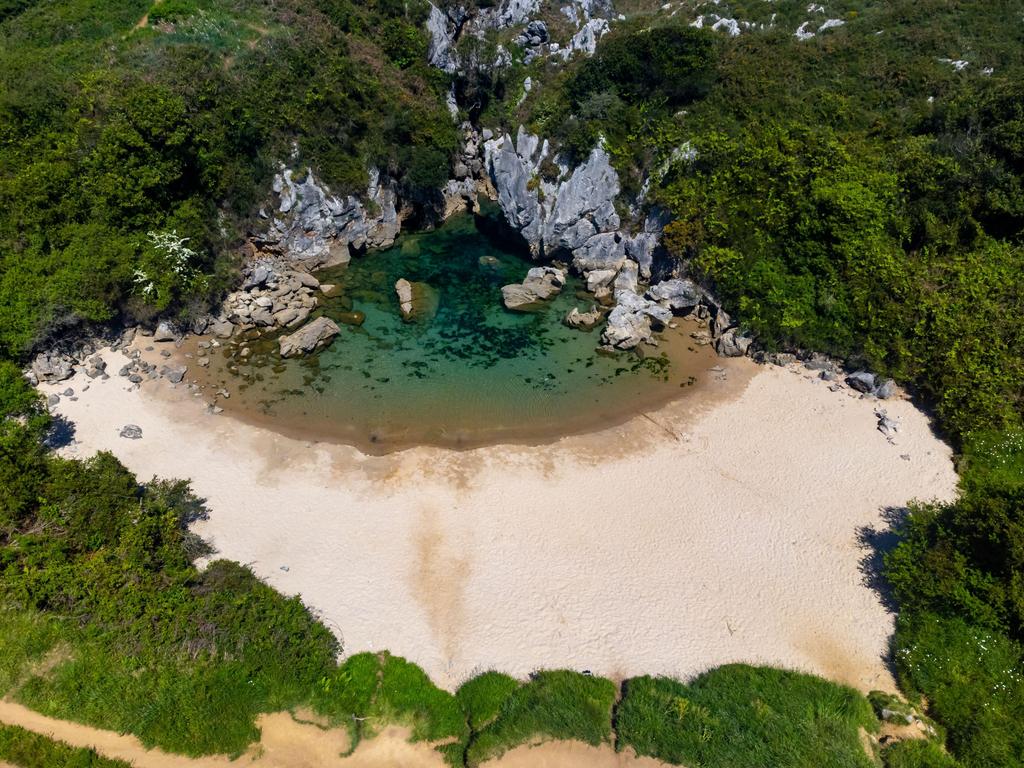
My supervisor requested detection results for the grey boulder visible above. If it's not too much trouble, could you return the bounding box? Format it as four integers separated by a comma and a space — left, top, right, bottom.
278, 316, 341, 358
847, 371, 876, 393
647, 278, 702, 314
119, 424, 143, 439
502, 267, 565, 310
153, 321, 178, 342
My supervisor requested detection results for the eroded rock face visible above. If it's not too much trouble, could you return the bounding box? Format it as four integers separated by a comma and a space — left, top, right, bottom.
427, 3, 460, 73
484, 128, 620, 264
258, 167, 401, 270
278, 316, 341, 358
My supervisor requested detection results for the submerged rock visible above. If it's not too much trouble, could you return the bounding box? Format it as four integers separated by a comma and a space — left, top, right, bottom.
564, 306, 605, 330
396, 278, 415, 320
278, 316, 341, 358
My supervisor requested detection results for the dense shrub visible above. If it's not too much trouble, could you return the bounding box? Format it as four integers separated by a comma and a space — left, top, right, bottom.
617, 666, 877, 768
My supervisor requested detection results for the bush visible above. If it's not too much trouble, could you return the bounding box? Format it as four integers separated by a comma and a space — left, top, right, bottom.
885, 484, 1024, 640
466, 670, 615, 766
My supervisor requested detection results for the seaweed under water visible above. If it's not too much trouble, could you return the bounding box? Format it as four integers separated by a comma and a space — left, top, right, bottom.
196, 212, 715, 451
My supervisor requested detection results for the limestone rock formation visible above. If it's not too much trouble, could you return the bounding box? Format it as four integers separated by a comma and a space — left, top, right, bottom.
257, 167, 401, 270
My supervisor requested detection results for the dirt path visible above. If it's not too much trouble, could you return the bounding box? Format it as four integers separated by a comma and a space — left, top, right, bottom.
134, 0, 164, 30
0, 701, 670, 768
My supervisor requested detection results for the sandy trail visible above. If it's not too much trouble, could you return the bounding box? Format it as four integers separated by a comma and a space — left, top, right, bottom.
0, 700, 668, 768
40, 348, 957, 693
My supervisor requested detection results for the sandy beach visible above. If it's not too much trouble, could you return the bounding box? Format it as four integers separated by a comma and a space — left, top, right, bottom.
39, 346, 958, 693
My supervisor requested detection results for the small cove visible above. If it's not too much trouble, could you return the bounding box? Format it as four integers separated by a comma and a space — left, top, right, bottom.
186, 212, 722, 453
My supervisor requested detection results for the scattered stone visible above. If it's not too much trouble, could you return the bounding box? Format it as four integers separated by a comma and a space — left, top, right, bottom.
396, 278, 415, 320
278, 316, 341, 358
31, 352, 75, 383
164, 366, 187, 384
647, 278, 702, 314
119, 424, 143, 439
47, 394, 60, 407
128, 373, 143, 384
84, 356, 107, 378
160, 350, 172, 358
876, 408, 900, 437
63, 387, 74, 397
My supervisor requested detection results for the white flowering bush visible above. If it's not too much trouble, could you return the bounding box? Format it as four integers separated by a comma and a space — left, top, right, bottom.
133, 230, 208, 310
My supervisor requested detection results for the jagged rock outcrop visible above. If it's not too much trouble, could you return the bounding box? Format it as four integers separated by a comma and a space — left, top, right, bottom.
502, 266, 566, 309
427, 3, 461, 73
484, 127, 619, 262
601, 290, 673, 349
257, 167, 401, 270
278, 316, 341, 358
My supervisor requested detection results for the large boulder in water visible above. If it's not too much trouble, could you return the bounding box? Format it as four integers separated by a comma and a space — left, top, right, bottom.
395, 278, 435, 321
502, 266, 565, 310
278, 316, 341, 358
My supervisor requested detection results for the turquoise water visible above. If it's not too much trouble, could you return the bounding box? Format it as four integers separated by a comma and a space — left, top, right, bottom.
198, 212, 715, 451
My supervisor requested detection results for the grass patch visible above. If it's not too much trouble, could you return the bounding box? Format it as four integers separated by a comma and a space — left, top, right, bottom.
313, 651, 467, 759
0, 723, 130, 768
456, 671, 520, 731
466, 670, 616, 766
881, 739, 961, 768
617, 664, 878, 768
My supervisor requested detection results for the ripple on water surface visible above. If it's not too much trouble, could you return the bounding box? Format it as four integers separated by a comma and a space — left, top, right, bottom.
193, 213, 720, 452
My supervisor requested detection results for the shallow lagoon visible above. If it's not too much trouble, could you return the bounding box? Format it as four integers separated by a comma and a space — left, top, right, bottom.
193, 213, 719, 452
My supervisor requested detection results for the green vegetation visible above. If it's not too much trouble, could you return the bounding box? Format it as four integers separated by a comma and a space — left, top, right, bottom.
617, 666, 878, 768
2, 0, 1023, 765
0, 0, 456, 356
466, 670, 616, 765
0, 723, 131, 768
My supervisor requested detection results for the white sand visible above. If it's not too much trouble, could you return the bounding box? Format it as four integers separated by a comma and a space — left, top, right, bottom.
39, 347, 957, 693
